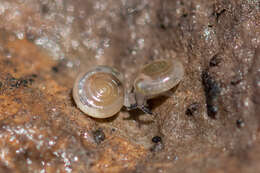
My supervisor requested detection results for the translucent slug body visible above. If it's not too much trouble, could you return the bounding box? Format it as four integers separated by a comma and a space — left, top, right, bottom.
73, 66, 124, 118
73, 59, 184, 118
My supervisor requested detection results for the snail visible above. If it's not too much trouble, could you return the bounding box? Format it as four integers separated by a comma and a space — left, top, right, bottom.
73, 59, 184, 118
124, 59, 184, 114
73, 66, 125, 118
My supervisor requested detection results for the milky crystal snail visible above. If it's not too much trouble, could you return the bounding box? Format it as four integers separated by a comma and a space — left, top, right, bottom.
73, 59, 184, 118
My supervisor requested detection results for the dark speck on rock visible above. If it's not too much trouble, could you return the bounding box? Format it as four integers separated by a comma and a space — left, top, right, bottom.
7, 75, 34, 89
92, 128, 105, 144
41, 4, 49, 14
182, 13, 188, 18
28, 78, 34, 83
209, 54, 221, 67
201, 70, 221, 119
9, 77, 18, 88
13, 79, 27, 88
159, 24, 167, 30
230, 76, 242, 85
31, 74, 38, 78
215, 9, 226, 22
152, 136, 162, 143
150, 136, 164, 152
52, 66, 59, 73
207, 105, 218, 117
185, 103, 199, 116
236, 119, 245, 128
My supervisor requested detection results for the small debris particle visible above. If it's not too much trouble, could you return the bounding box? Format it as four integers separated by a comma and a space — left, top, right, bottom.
41, 4, 49, 14
236, 119, 245, 128
159, 23, 167, 30
185, 103, 199, 116
150, 136, 163, 152
51, 66, 59, 73
22, 79, 28, 85
202, 70, 221, 119
230, 77, 242, 85
152, 136, 162, 143
209, 54, 221, 67
7, 75, 34, 88
202, 71, 221, 97
92, 128, 105, 144
207, 105, 218, 117
214, 9, 226, 21
182, 13, 188, 18
14, 79, 28, 88
9, 77, 18, 87
28, 78, 34, 84
31, 74, 38, 78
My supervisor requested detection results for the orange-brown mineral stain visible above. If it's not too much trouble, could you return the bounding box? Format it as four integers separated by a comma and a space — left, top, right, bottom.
0, 95, 20, 120
91, 137, 147, 172
6, 39, 55, 74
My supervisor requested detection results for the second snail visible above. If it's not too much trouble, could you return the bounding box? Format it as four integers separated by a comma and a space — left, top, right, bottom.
73, 59, 184, 118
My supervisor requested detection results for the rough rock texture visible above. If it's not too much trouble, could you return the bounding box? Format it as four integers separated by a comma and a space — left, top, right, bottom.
0, 0, 259, 172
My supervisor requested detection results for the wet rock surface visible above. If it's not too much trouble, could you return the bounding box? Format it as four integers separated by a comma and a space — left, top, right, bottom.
0, 0, 259, 172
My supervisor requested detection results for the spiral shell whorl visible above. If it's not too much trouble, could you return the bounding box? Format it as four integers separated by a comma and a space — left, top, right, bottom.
73, 66, 124, 118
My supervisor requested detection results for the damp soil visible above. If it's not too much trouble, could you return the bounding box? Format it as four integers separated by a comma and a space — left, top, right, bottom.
0, 0, 260, 173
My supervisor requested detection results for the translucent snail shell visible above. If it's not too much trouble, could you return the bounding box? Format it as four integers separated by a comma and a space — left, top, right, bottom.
73, 59, 184, 118
134, 59, 184, 97
73, 66, 124, 118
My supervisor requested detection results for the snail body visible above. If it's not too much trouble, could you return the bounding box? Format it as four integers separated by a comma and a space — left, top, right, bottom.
134, 59, 184, 97
73, 59, 184, 118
